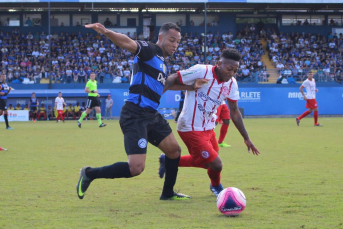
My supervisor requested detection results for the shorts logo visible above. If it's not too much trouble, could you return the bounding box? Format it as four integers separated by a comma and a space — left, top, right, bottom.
201, 151, 209, 159
138, 138, 147, 148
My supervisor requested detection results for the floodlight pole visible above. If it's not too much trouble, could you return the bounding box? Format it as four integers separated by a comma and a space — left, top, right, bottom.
204, 2, 207, 63
48, 0, 52, 88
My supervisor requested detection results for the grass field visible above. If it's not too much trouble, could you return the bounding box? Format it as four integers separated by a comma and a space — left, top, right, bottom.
1, 117, 343, 229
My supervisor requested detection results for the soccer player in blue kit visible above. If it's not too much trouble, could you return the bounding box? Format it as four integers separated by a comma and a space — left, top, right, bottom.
0, 73, 14, 130
77, 22, 206, 201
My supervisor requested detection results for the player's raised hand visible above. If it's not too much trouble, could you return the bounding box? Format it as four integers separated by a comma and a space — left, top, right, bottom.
85, 23, 107, 34
244, 139, 260, 156
193, 79, 209, 90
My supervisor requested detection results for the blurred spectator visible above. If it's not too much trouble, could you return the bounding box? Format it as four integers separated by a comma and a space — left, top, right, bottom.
25, 17, 32, 26
66, 104, 74, 119
3, 18, 10, 26
105, 94, 113, 120
37, 104, 47, 120
15, 103, 22, 110
104, 18, 113, 27
8, 104, 14, 110
190, 20, 195, 26
73, 102, 81, 120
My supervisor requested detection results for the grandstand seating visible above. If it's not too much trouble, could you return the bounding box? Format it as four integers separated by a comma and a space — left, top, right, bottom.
0, 27, 342, 85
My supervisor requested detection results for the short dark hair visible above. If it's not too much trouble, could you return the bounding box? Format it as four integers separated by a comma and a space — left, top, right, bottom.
159, 22, 181, 35
220, 48, 242, 62
32, 92, 35, 94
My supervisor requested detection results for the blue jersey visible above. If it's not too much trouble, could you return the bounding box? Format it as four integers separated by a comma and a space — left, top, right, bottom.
30, 98, 38, 108
127, 40, 167, 111
0, 83, 9, 99
180, 91, 185, 102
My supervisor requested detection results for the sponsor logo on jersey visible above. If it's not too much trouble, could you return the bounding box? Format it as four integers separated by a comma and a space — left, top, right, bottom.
157, 73, 166, 85
198, 92, 221, 105
138, 138, 147, 148
156, 55, 165, 62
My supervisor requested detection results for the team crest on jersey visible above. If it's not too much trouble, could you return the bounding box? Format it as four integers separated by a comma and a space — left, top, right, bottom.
201, 151, 209, 159
138, 138, 147, 148
222, 86, 230, 96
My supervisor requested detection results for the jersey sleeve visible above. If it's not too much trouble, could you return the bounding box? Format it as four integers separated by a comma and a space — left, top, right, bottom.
301, 80, 308, 88
227, 78, 240, 102
135, 40, 154, 61
85, 81, 91, 88
177, 64, 205, 85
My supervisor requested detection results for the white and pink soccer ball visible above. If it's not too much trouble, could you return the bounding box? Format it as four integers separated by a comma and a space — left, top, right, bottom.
216, 187, 246, 216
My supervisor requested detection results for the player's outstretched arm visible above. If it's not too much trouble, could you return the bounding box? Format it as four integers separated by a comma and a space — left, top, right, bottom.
163, 73, 208, 93
85, 23, 137, 54
228, 99, 260, 156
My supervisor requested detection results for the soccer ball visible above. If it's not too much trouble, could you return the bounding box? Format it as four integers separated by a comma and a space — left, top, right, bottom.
216, 187, 246, 216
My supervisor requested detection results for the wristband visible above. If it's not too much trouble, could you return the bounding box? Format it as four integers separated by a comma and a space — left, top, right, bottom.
91, 90, 95, 93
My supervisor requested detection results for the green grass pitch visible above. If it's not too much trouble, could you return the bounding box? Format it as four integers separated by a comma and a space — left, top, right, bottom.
1, 117, 343, 228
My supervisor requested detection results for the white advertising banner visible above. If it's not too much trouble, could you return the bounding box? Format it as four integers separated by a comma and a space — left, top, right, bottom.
0, 110, 29, 122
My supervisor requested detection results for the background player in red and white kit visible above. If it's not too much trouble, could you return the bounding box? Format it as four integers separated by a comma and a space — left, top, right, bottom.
216, 101, 231, 148
296, 70, 322, 127
159, 48, 260, 197
55, 92, 66, 123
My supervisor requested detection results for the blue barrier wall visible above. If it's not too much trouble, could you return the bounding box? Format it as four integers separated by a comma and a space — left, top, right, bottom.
7, 85, 343, 116
8, 89, 110, 116
109, 86, 343, 116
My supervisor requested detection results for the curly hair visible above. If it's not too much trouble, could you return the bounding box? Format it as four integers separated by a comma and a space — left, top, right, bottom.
220, 48, 242, 62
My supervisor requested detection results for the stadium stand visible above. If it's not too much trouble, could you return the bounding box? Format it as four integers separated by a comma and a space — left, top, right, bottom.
1, 26, 341, 85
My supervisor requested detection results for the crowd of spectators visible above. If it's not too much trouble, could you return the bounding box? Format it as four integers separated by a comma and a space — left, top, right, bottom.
266, 29, 343, 84
0, 26, 266, 84
1, 25, 342, 85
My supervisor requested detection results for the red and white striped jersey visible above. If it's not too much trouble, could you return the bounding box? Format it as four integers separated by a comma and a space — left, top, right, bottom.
301, 78, 316, 99
55, 97, 65, 110
176, 64, 239, 132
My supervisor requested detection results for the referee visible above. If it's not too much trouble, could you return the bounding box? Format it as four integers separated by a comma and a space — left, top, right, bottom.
0, 73, 13, 130
77, 72, 106, 128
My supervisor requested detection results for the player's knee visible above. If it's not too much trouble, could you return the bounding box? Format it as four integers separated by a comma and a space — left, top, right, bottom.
223, 119, 230, 125
165, 145, 181, 159
129, 164, 145, 176
209, 157, 222, 171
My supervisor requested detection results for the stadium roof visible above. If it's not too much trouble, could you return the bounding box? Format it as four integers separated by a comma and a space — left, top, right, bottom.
0, 1, 343, 11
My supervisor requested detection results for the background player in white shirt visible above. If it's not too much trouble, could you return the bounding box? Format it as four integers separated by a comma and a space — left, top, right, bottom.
216, 100, 231, 148
55, 92, 66, 123
296, 70, 322, 127
159, 48, 260, 197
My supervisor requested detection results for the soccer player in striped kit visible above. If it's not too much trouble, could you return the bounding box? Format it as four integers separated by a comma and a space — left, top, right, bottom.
296, 70, 322, 127
77, 22, 206, 201
28, 92, 38, 122
0, 73, 13, 129
55, 92, 66, 123
159, 48, 260, 197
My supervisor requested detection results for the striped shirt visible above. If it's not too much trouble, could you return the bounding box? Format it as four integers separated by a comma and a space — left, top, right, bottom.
176, 64, 239, 132
127, 41, 167, 110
